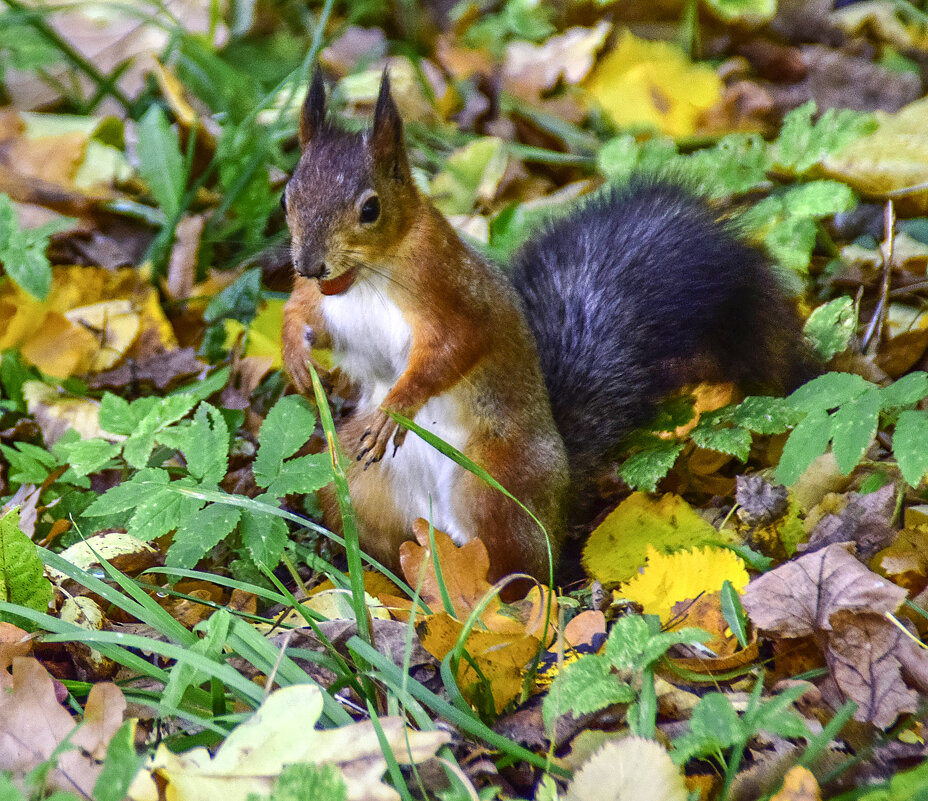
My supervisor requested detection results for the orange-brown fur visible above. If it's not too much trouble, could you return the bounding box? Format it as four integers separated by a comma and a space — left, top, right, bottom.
282, 73, 568, 586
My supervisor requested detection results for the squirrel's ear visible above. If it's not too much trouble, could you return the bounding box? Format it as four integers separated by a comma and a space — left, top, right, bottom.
300, 69, 326, 147
371, 70, 410, 182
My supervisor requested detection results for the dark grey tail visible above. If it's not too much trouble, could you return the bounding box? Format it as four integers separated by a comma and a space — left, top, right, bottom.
511, 178, 816, 487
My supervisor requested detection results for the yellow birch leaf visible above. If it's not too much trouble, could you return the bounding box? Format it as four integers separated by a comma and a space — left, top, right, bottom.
243, 299, 284, 369
584, 30, 722, 138
619, 545, 749, 624
582, 492, 733, 584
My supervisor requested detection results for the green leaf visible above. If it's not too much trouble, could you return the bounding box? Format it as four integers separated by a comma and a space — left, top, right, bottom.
158, 403, 229, 485
262, 453, 332, 498
0, 194, 72, 300
894, 410, 928, 488
764, 215, 818, 273
881, 372, 928, 410
619, 442, 685, 492
831, 387, 881, 474
772, 102, 877, 176
776, 407, 833, 485
635, 627, 710, 671
93, 721, 144, 801
690, 424, 752, 461
703, 0, 776, 23
99, 393, 158, 436
782, 181, 856, 218
136, 105, 185, 220
720, 580, 748, 648
804, 297, 856, 360
166, 503, 241, 569
542, 654, 635, 730
0, 441, 57, 484
128, 477, 203, 541
745, 683, 813, 739
53, 437, 121, 478
254, 395, 317, 488
270, 763, 347, 801
240, 503, 288, 569
789, 372, 873, 413
204, 268, 262, 325
602, 614, 652, 670
123, 394, 200, 468
84, 468, 170, 516
0, 507, 52, 617
672, 692, 742, 764
730, 395, 795, 434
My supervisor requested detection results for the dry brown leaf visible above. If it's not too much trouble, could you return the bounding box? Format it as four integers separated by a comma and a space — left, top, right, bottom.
802, 483, 897, 559
741, 543, 907, 638
0, 657, 125, 795
825, 611, 919, 728
88, 347, 209, 392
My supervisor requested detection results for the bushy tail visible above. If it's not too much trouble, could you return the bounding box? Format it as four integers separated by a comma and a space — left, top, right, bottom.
511, 179, 815, 488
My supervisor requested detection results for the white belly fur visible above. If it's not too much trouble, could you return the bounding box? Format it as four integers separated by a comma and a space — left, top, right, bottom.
322, 277, 474, 544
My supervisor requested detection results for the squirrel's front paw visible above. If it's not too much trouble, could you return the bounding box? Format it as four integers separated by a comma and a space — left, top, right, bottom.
357, 410, 407, 467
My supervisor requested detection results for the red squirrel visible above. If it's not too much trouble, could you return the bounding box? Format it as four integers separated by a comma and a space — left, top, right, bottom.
281, 70, 812, 586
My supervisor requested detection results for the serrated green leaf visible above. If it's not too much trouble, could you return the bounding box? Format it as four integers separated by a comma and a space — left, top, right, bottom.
0, 193, 72, 300
831, 387, 881, 474
690, 692, 742, 747
158, 404, 229, 485
262, 453, 332, 498
542, 654, 635, 730
690, 424, 752, 461
84, 468, 170, 516
0, 441, 56, 484
894, 410, 928, 487
789, 372, 873, 413
273, 764, 348, 801
166, 503, 241, 569
764, 215, 818, 273
254, 395, 318, 489
0, 507, 52, 616
128, 477, 203, 541
773, 102, 877, 176
99, 393, 158, 436
881, 372, 928, 410
745, 683, 814, 739
136, 105, 185, 220
603, 614, 651, 670
730, 395, 795, 434
782, 181, 856, 218
53, 437, 121, 478
240, 502, 288, 569
123, 394, 200, 468
776, 407, 833, 485
804, 297, 856, 360
619, 442, 685, 492
635, 627, 709, 671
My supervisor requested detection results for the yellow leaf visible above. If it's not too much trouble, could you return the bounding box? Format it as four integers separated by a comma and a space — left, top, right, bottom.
22, 381, 108, 445
823, 96, 928, 213
243, 299, 284, 368
619, 545, 749, 624
65, 299, 141, 371
582, 492, 733, 584
584, 30, 722, 138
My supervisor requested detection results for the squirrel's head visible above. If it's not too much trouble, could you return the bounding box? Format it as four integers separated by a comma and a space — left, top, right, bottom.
284, 69, 419, 287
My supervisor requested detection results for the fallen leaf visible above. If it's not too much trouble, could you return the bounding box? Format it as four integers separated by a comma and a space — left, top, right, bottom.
565, 737, 688, 801
583, 493, 733, 584
128, 684, 449, 801
0, 657, 125, 795
87, 347, 209, 392
826, 611, 919, 728
770, 765, 821, 801
584, 30, 723, 138
618, 545, 749, 625
741, 543, 907, 638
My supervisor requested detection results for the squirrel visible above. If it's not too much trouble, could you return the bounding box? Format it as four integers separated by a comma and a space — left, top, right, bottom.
281, 70, 814, 587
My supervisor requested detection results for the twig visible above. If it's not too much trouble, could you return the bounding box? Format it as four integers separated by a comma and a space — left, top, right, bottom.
861, 201, 896, 354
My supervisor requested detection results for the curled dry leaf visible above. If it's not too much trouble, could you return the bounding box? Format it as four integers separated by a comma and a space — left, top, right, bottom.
565, 737, 687, 801
741, 543, 907, 637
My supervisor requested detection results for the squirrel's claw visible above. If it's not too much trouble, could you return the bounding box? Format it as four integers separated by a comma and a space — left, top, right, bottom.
357, 410, 400, 467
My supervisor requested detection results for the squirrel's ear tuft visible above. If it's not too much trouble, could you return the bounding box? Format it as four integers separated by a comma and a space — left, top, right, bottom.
300, 69, 327, 147
371, 70, 410, 182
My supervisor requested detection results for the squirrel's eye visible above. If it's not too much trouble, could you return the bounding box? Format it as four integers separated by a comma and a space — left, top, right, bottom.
359, 194, 380, 224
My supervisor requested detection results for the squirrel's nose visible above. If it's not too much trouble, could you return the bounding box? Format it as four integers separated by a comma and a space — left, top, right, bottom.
295, 257, 325, 279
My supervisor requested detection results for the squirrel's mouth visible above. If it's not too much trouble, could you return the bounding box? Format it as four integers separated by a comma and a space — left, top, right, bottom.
319, 266, 359, 296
